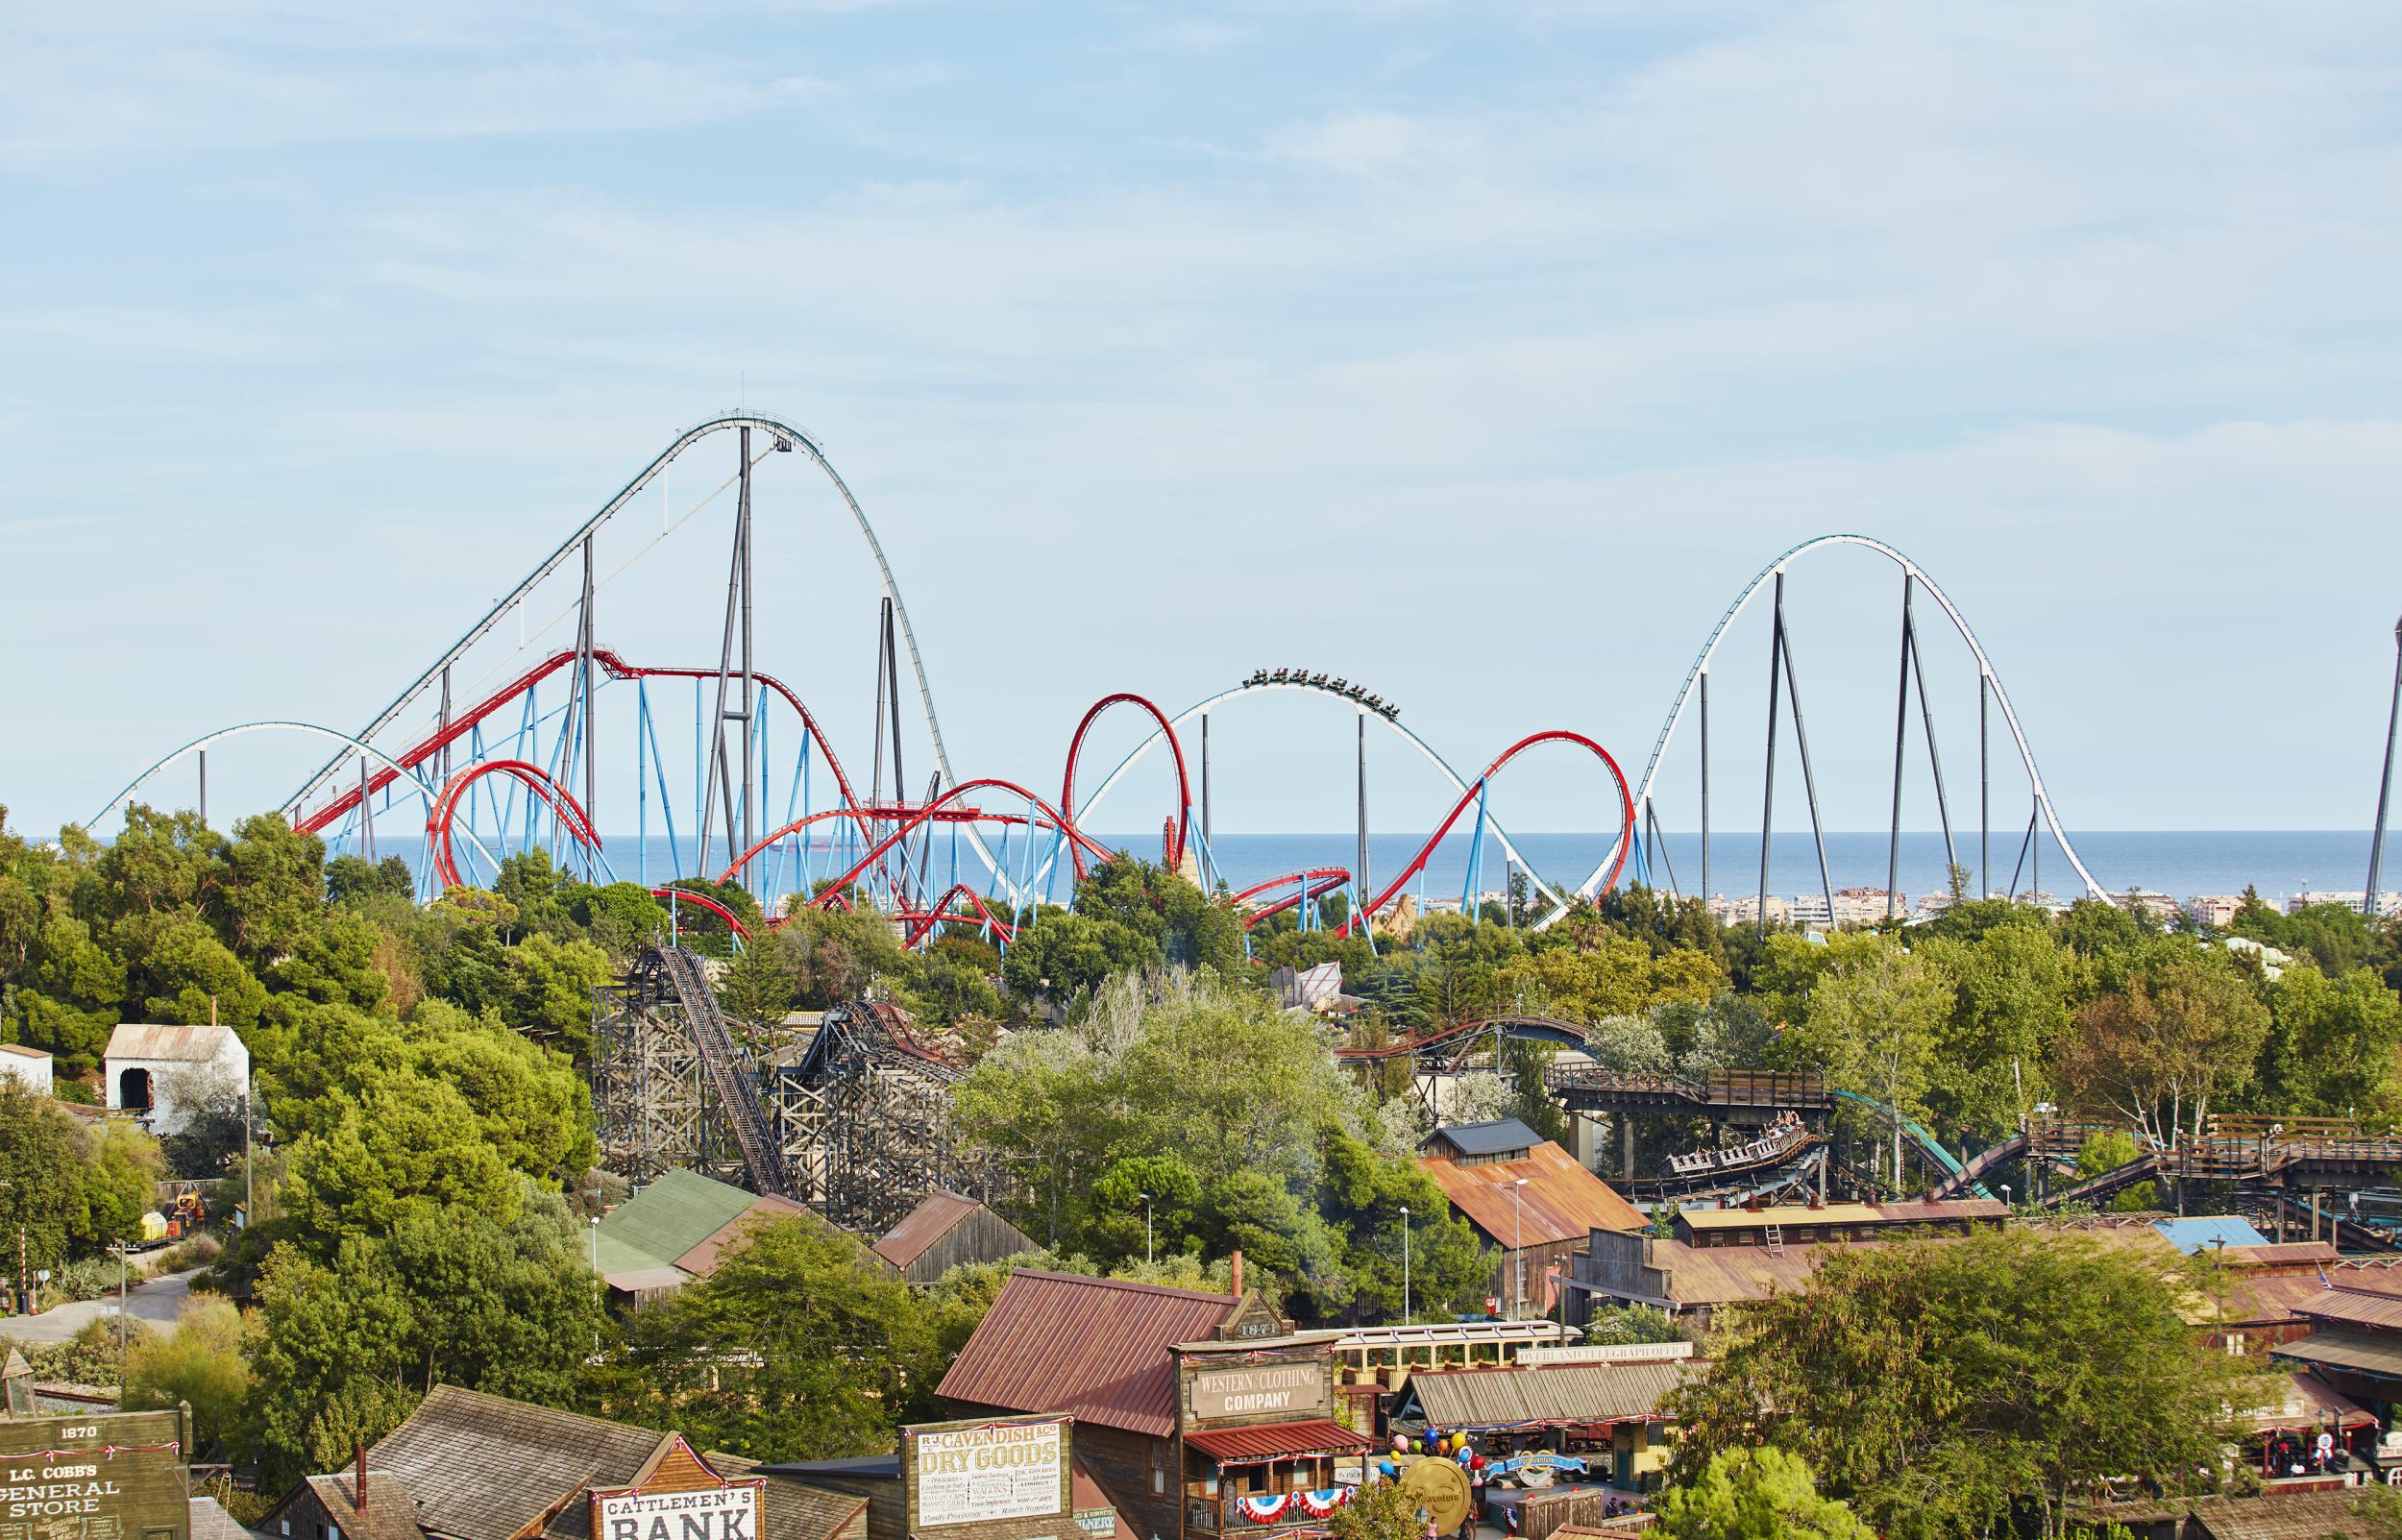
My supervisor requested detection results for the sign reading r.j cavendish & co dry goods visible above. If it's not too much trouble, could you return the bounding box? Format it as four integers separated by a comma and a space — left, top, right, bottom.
905, 1417, 1070, 1531
0, 1408, 188, 1540
1187, 1362, 1328, 1423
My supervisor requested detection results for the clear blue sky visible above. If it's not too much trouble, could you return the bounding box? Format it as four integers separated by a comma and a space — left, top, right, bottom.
6, 3, 2402, 840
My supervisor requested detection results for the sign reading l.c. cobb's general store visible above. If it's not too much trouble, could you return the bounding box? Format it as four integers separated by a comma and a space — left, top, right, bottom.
0, 1408, 188, 1540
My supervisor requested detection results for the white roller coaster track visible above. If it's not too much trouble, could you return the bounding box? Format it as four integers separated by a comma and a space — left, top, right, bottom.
83, 721, 505, 880
1064, 680, 1615, 929
1628, 534, 2106, 901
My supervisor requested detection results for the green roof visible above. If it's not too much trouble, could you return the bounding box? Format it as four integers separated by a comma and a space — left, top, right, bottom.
594, 1169, 763, 1276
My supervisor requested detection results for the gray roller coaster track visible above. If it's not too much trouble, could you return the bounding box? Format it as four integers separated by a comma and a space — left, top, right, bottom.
1629, 534, 2107, 902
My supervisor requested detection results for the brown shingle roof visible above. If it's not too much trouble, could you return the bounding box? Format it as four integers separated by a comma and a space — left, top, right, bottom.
369, 1385, 672, 1540
188, 1497, 255, 1540
871, 1192, 984, 1272
704, 1454, 870, 1540
302, 1474, 427, 1540
936, 1269, 1237, 1436
1418, 1140, 1645, 1246
2186, 1489, 2395, 1539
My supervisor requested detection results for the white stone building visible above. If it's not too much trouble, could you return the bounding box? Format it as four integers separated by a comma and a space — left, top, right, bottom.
0, 1044, 53, 1097
103, 1023, 250, 1137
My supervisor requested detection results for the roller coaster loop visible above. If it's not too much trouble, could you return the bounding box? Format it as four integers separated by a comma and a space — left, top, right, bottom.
1059, 693, 1192, 881
428, 759, 604, 891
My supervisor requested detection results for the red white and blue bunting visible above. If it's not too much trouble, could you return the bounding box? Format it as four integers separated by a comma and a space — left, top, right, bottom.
1238, 1490, 1351, 1525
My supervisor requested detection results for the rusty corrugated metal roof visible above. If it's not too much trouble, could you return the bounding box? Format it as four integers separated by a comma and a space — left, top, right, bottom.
1403, 1362, 1695, 1430
871, 1191, 984, 1272
936, 1269, 1238, 1436
1418, 1140, 1645, 1246
2296, 1288, 2402, 1331
1183, 1421, 1376, 1464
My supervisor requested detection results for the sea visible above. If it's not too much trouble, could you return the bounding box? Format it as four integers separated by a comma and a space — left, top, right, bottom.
374, 829, 2390, 909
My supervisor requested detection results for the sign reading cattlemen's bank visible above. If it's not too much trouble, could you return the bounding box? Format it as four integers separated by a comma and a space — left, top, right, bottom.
589, 1437, 763, 1540
1185, 1361, 1329, 1423
0, 1408, 188, 1540
904, 1417, 1071, 1531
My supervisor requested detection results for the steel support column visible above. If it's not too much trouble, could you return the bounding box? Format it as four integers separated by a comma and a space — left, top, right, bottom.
1980, 672, 1991, 900
198, 749, 207, 828
1699, 670, 1710, 900
1887, 575, 1914, 920
1758, 575, 1784, 937
1357, 710, 1370, 928
1778, 602, 1836, 931
2366, 617, 2402, 916
579, 535, 597, 831
1202, 712, 1213, 846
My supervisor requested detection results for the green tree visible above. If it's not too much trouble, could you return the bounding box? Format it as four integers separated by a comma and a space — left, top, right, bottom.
1670, 1229, 2255, 1539
1919, 917, 2075, 1143
0, 1081, 90, 1271
1327, 1476, 1425, 1540
2055, 944, 2271, 1142
716, 931, 799, 1037
2258, 965, 2402, 1118
124, 1296, 252, 1457
283, 1072, 523, 1240
2072, 1130, 2156, 1211
1788, 941, 1949, 1186
1654, 1448, 1869, 1540
502, 930, 614, 1060
244, 1182, 600, 1487
600, 1214, 934, 1460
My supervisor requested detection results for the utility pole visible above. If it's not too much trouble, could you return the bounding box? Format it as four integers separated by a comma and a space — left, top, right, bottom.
1399, 1205, 1411, 1324
1141, 1193, 1153, 1266
2366, 616, 2402, 917
197, 749, 207, 829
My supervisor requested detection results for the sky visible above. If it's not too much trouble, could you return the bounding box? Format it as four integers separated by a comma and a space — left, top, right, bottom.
7, 1, 2402, 844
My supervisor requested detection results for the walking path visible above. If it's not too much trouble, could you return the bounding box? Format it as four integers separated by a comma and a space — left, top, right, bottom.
0, 1268, 199, 1343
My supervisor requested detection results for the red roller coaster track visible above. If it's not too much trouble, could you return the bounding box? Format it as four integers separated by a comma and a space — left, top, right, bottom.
648, 886, 754, 941
1343, 729, 1634, 932
1060, 693, 1191, 880
426, 759, 602, 891
298, 647, 867, 839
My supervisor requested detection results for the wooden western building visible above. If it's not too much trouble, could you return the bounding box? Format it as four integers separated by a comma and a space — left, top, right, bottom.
1415, 1121, 1646, 1316
871, 1193, 1039, 1286
763, 1416, 1123, 1540
259, 1387, 867, 1540
937, 1262, 1378, 1540
939, 1270, 1245, 1540
1167, 1302, 1375, 1540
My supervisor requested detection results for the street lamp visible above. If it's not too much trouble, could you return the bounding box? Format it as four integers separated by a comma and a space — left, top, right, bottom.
1140, 1193, 1153, 1267
1510, 1178, 1529, 1319
589, 1215, 602, 1354
1399, 1205, 1411, 1325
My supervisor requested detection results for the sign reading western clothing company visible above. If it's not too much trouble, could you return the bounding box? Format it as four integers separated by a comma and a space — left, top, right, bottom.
1187, 1362, 1328, 1422
0, 1409, 187, 1540
906, 1418, 1070, 1530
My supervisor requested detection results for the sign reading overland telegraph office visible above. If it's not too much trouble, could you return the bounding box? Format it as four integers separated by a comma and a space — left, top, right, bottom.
0, 1409, 188, 1540
1184, 1358, 1330, 1424
904, 1417, 1071, 1531
589, 1435, 763, 1540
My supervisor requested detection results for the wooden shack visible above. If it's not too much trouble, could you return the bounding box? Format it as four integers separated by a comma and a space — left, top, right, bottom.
873, 1193, 1039, 1285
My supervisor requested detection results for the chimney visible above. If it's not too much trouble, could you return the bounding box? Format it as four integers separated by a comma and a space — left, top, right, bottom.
355, 1443, 368, 1519
1230, 1249, 1243, 1300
